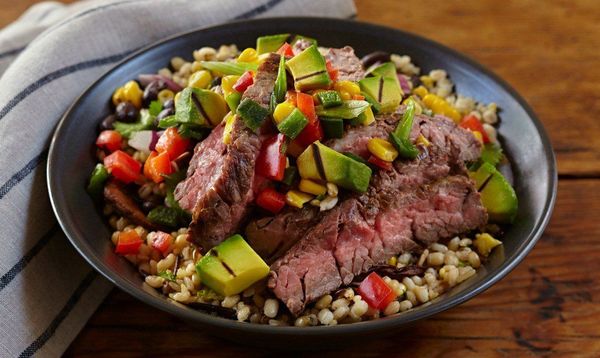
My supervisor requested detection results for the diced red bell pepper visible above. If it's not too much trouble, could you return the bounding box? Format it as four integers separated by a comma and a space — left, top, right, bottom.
295, 119, 324, 148
296, 92, 318, 124
233, 71, 254, 93
368, 155, 393, 171
460, 114, 490, 143
96, 130, 122, 152
155, 127, 190, 159
357, 272, 397, 310
256, 133, 287, 181
326, 60, 338, 82
151, 231, 173, 254
104, 150, 141, 184
144, 150, 173, 183
256, 187, 286, 214
115, 229, 143, 255
276, 43, 294, 57
352, 94, 365, 100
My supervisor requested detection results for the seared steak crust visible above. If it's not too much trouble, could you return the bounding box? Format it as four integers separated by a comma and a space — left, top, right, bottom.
175, 54, 280, 250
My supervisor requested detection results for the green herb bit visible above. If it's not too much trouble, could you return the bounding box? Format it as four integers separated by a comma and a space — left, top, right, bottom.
87, 163, 109, 198
315, 100, 370, 119
389, 100, 419, 159
316, 91, 343, 108
201, 61, 258, 76
237, 98, 270, 131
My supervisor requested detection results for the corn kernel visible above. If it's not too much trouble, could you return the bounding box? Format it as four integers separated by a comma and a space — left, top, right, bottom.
122, 80, 143, 108
367, 138, 398, 162
360, 106, 375, 126
412, 86, 429, 98
334, 81, 361, 97
339, 91, 352, 101
474, 233, 502, 256
188, 70, 212, 89
237, 48, 258, 63
157, 89, 175, 104
419, 75, 434, 88
174, 92, 181, 106
285, 190, 314, 208
112, 87, 126, 106
472, 131, 484, 144
422, 94, 461, 123
299, 179, 327, 196
221, 75, 240, 97
222, 112, 236, 144
273, 102, 296, 124
387, 256, 398, 266
416, 134, 430, 147
191, 61, 203, 72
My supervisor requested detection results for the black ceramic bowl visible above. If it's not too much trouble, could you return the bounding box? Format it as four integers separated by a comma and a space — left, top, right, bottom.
48, 17, 556, 347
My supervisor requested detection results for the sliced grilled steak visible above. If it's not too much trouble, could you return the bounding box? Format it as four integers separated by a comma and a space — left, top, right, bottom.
245, 207, 319, 263
245, 112, 481, 262
268, 113, 486, 315
104, 180, 156, 229
175, 54, 280, 250
324, 46, 365, 81
271, 176, 486, 315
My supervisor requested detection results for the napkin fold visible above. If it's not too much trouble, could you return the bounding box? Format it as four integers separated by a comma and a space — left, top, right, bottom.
0, 0, 356, 356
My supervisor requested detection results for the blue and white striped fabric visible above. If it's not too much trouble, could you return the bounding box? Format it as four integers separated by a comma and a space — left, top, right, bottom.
0, 0, 356, 356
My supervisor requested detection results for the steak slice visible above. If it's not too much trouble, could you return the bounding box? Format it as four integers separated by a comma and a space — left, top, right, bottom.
270, 176, 487, 315
245, 112, 481, 262
175, 54, 280, 250
324, 46, 365, 81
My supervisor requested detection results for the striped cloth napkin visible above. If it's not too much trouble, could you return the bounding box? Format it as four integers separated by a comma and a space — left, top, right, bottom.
0, 0, 356, 356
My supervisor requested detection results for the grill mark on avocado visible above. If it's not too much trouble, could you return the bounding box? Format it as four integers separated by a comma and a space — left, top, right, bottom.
191, 91, 210, 122
221, 261, 237, 277
295, 70, 327, 81
477, 173, 494, 192
311, 143, 327, 180
377, 76, 384, 102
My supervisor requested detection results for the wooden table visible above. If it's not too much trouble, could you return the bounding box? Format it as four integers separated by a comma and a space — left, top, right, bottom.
3, 0, 599, 356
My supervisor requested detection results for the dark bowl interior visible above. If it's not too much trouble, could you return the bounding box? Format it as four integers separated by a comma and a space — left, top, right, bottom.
48, 17, 556, 347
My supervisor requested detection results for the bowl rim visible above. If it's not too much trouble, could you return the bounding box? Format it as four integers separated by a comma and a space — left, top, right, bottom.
47, 16, 557, 336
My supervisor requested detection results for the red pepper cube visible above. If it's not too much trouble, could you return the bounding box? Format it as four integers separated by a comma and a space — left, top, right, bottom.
155, 127, 190, 159
96, 130, 122, 152
368, 155, 393, 171
115, 229, 143, 255
104, 150, 141, 184
276, 43, 294, 57
143, 150, 173, 183
233, 71, 254, 93
256, 187, 286, 214
357, 272, 397, 310
296, 92, 318, 124
459, 114, 490, 143
256, 133, 287, 181
326, 60, 338, 82
151, 231, 173, 254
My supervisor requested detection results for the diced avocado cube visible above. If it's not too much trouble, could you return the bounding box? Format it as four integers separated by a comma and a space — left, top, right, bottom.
256, 33, 290, 55
371, 62, 400, 86
359, 76, 402, 113
470, 162, 518, 223
277, 108, 308, 139
196, 235, 269, 297
175, 87, 228, 127
286, 45, 331, 91
297, 141, 372, 193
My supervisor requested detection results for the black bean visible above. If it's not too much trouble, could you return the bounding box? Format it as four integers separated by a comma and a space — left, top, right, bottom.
154, 107, 175, 127
163, 99, 175, 109
143, 80, 166, 106
142, 201, 158, 213
99, 114, 116, 131
361, 51, 391, 69
115, 102, 138, 123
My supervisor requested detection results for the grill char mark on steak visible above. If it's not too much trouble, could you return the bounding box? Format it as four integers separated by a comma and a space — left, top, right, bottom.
267, 112, 487, 315
174, 54, 280, 250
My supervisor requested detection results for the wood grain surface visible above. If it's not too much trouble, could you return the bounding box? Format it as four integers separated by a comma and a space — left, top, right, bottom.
2, 0, 599, 356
